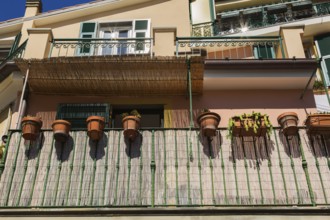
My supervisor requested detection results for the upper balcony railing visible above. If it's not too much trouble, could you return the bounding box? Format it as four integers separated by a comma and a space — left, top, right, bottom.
176, 36, 285, 59
192, 0, 330, 37
48, 38, 153, 58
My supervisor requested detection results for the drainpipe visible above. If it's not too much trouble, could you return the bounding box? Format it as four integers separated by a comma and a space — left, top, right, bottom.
16, 62, 30, 129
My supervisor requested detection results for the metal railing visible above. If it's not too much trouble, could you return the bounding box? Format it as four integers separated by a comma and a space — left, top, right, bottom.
49, 38, 153, 58
176, 36, 285, 59
193, 1, 330, 37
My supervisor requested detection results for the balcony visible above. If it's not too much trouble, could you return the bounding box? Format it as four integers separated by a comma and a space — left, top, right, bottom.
48, 38, 153, 58
0, 128, 329, 208
192, 1, 330, 37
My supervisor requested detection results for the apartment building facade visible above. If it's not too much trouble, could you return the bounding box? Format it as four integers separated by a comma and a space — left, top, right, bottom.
0, 0, 329, 219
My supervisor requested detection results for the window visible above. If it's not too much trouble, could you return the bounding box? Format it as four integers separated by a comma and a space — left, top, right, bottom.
253, 45, 275, 59
78, 20, 150, 56
110, 105, 163, 128
0, 47, 11, 61
56, 103, 110, 129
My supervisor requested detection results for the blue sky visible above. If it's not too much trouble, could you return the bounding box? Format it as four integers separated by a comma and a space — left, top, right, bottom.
0, 0, 95, 22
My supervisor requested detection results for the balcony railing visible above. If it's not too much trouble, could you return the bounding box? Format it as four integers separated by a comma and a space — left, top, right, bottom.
176, 36, 285, 59
49, 38, 153, 58
193, 1, 330, 37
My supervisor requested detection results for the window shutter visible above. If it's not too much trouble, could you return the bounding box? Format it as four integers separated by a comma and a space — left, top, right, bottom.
56, 103, 110, 129
133, 19, 150, 53
253, 45, 275, 59
78, 22, 97, 55
316, 35, 330, 56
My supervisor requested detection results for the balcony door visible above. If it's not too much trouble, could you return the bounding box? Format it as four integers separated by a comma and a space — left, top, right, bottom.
101, 28, 131, 55
315, 34, 330, 86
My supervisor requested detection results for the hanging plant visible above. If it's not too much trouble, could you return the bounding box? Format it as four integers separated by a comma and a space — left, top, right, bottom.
228, 112, 272, 138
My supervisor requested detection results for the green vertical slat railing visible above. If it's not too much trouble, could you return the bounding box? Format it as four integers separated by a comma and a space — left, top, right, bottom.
126, 139, 131, 205
297, 134, 315, 206
174, 130, 179, 205
89, 140, 99, 206
102, 132, 109, 205
16, 140, 33, 206
273, 130, 289, 204
0, 131, 12, 178
151, 130, 156, 207
53, 142, 65, 205
113, 132, 122, 205
309, 135, 328, 204
285, 136, 301, 204
263, 136, 276, 204
163, 131, 167, 205
219, 136, 228, 204
41, 137, 55, 206
253, 137, 264, 204
77, 134, 88, 206
28, 136, 43, 206
4, 133, 22, 206
185, 131, 192, 205
231, 137, 240, 205
139, 131, 143, 206
65, 132, 77, 206
196, 132, 203, 205
207, 138, 216, 205
241, 137, 252, 204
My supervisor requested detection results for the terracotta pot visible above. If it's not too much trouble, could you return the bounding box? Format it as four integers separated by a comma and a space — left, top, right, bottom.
21, 116, 43, 141
86, 116, 105, 141
305, 114, 330, 134
277, 112, 299, 136
197, 112, 221, 137
232, 116, 267, 137
52, 120, 71, 142
122, 116, 140, 140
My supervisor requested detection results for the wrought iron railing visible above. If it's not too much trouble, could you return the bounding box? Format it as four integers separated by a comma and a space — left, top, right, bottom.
176, 36, 285, 59
49, 38, 153, 58
193, 1, 330, 36
0, 40, 27, 68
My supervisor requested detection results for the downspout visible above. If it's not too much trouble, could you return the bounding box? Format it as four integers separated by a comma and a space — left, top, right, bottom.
16, 62, 30, 129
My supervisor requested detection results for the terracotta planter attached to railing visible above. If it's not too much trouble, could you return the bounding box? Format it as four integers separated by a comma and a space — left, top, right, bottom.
122, 116, 140, 141
277, 112, 299, 136
305, 113, 330, 134
197, 112, 221, 137
86, 116, 105, 141
52, 120, 71, 142
21, 116, 43, 141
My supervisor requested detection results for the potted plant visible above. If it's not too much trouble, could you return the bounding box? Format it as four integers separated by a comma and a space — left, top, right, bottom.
122, 110, 141, 140
86, 116, 105, 141
305, 112, 330, 134
277, 112, 299, 136
228, 112, 272, 138
197, 109, 221, 137
52, 119, 71, 142
21, 116, 43, 141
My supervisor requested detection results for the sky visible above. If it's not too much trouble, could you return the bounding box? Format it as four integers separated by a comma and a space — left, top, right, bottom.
0, 0, 95, 22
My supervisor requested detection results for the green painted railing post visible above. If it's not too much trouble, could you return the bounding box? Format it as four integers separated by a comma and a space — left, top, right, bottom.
0, 131, 12, 178
113, 132, 122, 205
185, 131, 192, 205
297, 134, 315, 206
219, 136, 228, 205
151, 130, 156, 207
253, 137, 264, 204
231, 137, 240, 205
65, 132, 76, 206
264, 136, 276, 204
320, 135, 330, 170
273, 130, 289, 204
53, 142, 66, 205
102, 132, 109, 206
41, 137, 55, 206
175, 130, 179, 205
279, 36, 286, 58
196, 132, 203, 205
77, 134, 88, 206
309, 135, 328, 204
139, 131, 143, 206
208, 137, 216, 205
241, 137, 252, 204
163, 131, 167, 205
126, 139, 131, 205
90, 140, 99, 206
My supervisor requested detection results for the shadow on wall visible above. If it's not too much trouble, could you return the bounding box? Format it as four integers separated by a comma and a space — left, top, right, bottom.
199, 130, 222, 159
24, 132, 45, 160
306, 134, 330, 158
125, 132, 142, 158
279, 132, 302, 158
88, 133, 107, 161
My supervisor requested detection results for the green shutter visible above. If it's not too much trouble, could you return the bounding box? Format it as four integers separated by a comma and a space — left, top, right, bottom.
254, 45, 275, 59
134, 20, 148, 30
316, 34, 330, 56
78, 22, 97, 55
56, 103, 110, 129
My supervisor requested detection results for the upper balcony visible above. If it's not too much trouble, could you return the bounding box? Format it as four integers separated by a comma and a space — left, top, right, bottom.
193, 0, 330, 37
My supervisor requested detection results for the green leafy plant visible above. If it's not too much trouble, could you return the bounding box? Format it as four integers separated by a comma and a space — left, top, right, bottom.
121, 109, 141, 119
313, 80, 325, 91
227, 112, 273, 138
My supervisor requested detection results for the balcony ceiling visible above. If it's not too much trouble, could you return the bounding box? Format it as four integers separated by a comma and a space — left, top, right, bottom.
204, 59, 318, 90
15, 56, 204, 95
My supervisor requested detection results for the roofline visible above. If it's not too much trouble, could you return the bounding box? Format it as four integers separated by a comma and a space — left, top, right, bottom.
0, 206, 329, 216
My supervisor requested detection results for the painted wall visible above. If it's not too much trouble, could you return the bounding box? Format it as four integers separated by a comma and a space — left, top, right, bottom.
190, 0, 213, 24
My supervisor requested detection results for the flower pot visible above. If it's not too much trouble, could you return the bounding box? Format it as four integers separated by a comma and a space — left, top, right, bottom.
122, 116, 140, 140
21, 116, 43, 141
232, 116, 267, 137
52, 120, 71, 142
305, 114, 330, 134
197, 112, 221, 137
277, 112, 299, 136
86, 116, 105, 141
